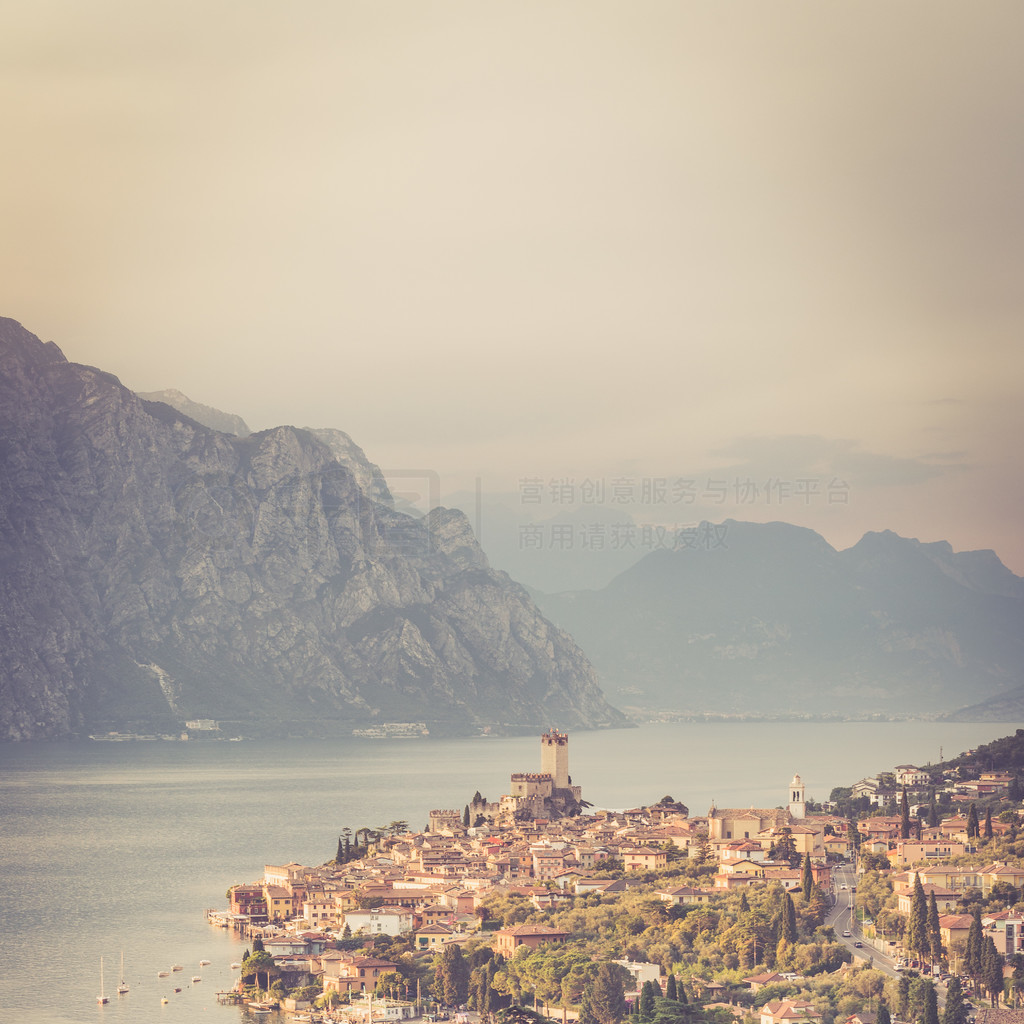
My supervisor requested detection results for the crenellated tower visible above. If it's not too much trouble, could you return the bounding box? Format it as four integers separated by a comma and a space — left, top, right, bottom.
540, 729, 570, 789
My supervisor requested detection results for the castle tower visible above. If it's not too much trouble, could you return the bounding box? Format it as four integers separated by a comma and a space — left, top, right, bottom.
540, 730, 570, 789
789, 773, 806, 820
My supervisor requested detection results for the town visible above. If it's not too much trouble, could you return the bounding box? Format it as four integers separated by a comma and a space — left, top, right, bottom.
213, 731, 1024, 1024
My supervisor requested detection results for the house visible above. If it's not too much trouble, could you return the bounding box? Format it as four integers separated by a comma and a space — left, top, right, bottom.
613, 960, 661, 993
321, 952, 399, 995
743, 972, 786, 993
890, 840, 967, 867
414, 923, 454, 949
657, 886, 716, 906
760, 1000, 820, 1024
493, 923, 570, 957
622, 847, 668, 872
938, 914, 974, 950
264, 884, 297, 922
230, 884, 268, 921
896, 885, 960, 916
342, 907, 414, 937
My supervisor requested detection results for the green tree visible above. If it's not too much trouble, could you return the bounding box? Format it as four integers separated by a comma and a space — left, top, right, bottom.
927, 892, 943, 964
252, 935, 264, 952
984, 807, 993, 840
942, 976, 968, 1024
590, 963, 628, 1024
464, 805, 471, 828
638, 981, 657, 1022
965, 907, 983, 982
923, 981, 940, 1024
900, 788, 911, 840
983, 936, 1004, 1007
878, 1004, 891, 1024
801, 853, 813, 901
967, 804, 980, 839
907, 875, 930, 962
241, 951, 277, 993
664, 974, 678, 1001
434, 943, 470, 1007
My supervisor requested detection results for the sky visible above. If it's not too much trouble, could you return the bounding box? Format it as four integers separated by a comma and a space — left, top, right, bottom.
3, 2, 1023, 574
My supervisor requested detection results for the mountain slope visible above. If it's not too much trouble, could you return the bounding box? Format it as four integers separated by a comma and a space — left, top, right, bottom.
535, 519, 1024, 717
0, 317, 624, 739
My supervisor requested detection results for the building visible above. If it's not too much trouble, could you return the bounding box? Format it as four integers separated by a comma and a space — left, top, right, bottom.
493, 923, 570, 957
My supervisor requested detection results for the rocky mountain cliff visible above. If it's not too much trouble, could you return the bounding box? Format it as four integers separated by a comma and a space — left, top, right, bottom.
535, 519, 1024, 718
0, 318, 624, 740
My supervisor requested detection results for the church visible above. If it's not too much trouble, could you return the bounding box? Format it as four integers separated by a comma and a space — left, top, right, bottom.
707, 774, 824, 857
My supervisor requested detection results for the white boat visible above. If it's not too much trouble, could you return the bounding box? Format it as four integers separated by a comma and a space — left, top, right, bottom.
172, 964, 183, 971
117, 950, 129, 995
199, 958, 211, 966
162, 996, 169, 1004
230, 961, 241, 969
97, 957, 109, 1004
158, 970, 170, 977
192, 975, 202, 982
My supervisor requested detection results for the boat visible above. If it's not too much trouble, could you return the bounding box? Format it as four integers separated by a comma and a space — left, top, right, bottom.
162, 996, 169, 1004
230, 961, 241, 969
174, 987, 182, 993
172, 964, 183, 971
117, 950, 129, 995
192, 975, 202, 982
158, 970, 170, 977
199, 958, 211, 966
97, 957, 109, 1004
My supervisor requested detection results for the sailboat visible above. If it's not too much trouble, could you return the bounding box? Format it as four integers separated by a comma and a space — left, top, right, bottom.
97, 957, 109, 1004
117, 950, 129, 995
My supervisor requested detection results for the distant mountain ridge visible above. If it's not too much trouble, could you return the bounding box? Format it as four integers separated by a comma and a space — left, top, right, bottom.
0, 317, 624, 740
534, 519, 1024, 719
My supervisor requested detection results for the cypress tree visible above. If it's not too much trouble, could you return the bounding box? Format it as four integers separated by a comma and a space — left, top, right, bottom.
927, 891, 943, 963
967, 803, 980, 839
463, 805, 471, 828
928, 798, 939, 828
965, 907, 983, 981
984, 807, 993, 839
901, 787, 911, 840
878, 1004, 891, 1024
924, 981, 940, 1024
983, 936, 1004, 1007
801, 853, 813, 901
942, 976, 968, 1024
638, 981, 656, 1022
253, 935, 264, 952
336, 835, 344, 862
665, 974, 678, 1001
908, 874, 930, 961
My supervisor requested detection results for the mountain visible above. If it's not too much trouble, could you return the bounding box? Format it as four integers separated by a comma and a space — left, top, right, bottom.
136, 388, 252, 437
0, 317, 625, 740
534, 519, 1024, 718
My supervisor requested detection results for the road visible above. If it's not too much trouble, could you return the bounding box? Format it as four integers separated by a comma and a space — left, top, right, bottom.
826, 860, 901, 978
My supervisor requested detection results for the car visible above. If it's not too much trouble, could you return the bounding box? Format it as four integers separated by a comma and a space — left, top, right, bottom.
854, 941, 863, 948
841, 884, 848, 889
843, 930, 851, 937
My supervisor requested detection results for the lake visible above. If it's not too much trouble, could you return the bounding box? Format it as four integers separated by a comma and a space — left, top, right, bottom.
0, 720, 1016, 1023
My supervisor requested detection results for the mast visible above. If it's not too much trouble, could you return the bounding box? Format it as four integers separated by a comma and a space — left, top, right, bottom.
97, 956, 109, 1004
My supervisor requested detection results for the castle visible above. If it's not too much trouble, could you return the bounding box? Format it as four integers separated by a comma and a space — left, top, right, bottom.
471, 730, 584, 824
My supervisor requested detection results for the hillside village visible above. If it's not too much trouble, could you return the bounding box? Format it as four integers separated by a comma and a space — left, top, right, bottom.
217, 731, 1024, 1024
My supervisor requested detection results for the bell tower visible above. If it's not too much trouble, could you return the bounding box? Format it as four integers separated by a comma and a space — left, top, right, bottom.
540, 730, 570, 789
788, 773, 806, 820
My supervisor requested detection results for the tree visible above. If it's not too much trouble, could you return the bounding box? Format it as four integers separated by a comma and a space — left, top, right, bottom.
590, 963, 628, 1024
983, 936, 1004, 1007
928, 892, 943, 965
923, 981, 940, 1024
900, 787, 911, 840
770, 828, 799, 867
252, 935, 265, 952
664, 974, 678, 1001
241, 951, 277, 993
984, 807, 993, 840
638, 980, 657, 1022
434, 943, 470, 1007
928, 799, 939, 829
801, 853, 813, 901
499, 1007, 549, 1024
336, 834, 345, 862
967, 804, 980, 839
464, 805, 471, 828
942, 976, 968, 1024
965, 907, 983, 982
907, 874, 930, 963
878, 1004, 891, 1024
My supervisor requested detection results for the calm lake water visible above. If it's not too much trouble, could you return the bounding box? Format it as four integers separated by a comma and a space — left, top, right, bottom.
0, 721, 1017, 1024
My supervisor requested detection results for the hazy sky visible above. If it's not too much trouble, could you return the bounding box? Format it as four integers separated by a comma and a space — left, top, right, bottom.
4, 2, 1023, 571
